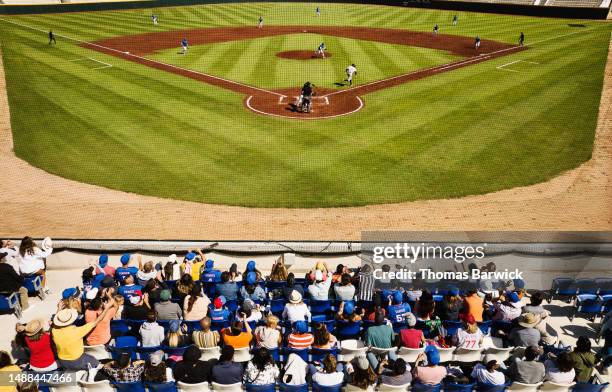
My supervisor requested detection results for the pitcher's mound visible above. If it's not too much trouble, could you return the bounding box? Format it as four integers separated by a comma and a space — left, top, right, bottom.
276, 50, 332, 60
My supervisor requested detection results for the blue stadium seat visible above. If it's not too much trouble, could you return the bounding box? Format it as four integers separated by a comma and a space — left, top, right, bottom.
601, 294, 612, 314
442, 320, 464, 337
270, 299, 286, 316
269, 348, 280, 362
279, 383, 309, 392
572, 295, 603, 321
572, 383, 610, 392
283, 347, 309, 363
550, 278, 576, 301
0, 292, 21, 319
163, 280, 177, 290
135, 346, 163, 361
444, 383, 476, 392
335, 320, 362, 340
309, 300, 333, 315
491, 320, 513, 336
266, 281, 288, 291
23, 275, 44, 297
112, 381, 146, 392
310, 348, 339, 363
312, 383, 342, 392
476, 383, 511, 392
575, 279, 598, 295
433, 295, 444, 302
144, 381, 177, 392
226, 299, 239, 313
110, 335, 139, 360
478, 321, 492, 336
115, 335, 139, 347
110, 319, 131, 336
246, 384, 277, 392
595, 279, 612, 296
163, 346, 188, 357
412, 383, 442, 392
183, 320, 203, 333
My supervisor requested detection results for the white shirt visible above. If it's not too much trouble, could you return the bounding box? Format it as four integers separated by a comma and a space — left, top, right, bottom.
455, 328, 484, 349
283, 303, 311, 322
471, 364, 506, 385
308, 273, 333, 300
19, 246, 52, 275
140, 322, 166, 347
544, 360, 576, 384
0, 246, 20, 273
346, 65, 357, 76
312, 371, 344, 386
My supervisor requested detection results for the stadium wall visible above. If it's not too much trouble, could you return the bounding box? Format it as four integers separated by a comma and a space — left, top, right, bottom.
0, 0, 609, 19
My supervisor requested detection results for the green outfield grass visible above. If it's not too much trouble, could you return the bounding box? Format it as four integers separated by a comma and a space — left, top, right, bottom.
147, 33, 461, 89
0, 3, 610, 207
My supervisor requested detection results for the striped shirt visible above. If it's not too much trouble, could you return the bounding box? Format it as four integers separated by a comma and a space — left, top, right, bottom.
358, 272, 375, 301
287, 333, 314, 349
192, 330, 220, 348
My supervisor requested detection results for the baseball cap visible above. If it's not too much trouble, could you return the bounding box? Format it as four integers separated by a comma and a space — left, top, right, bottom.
168, 320, 180, 333
168, 254, 177, 263
393, 291, 404, 304
295, 320, 308, 334
185, 252, 196, 261
205, 259, 214, 269
98, 254, 109, 267
62, 287, 78, 300
355, 355, 370, 370
120, 253, 131, 265
246, 272, 257, 285
508, 292, 520, 303
314, 270, 323, 281
405, 312, 417, 327
214, 297, 223, 309
343, 301, 355, 315
160, 289, 171, 301
85, 287, 99, 300
449, 287, 460, 296
129, 293, 142, 305
149, 350, 164, 366
246, 260, 256, 272
425, 346, 440, 365
465, 314, 476, 325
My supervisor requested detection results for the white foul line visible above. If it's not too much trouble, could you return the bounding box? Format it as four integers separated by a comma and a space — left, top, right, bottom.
0, 17, 284, 98
496, 59, 541, 72
246, 95, 364, 120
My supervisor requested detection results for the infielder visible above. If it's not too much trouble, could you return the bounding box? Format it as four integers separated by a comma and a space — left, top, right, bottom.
345, 63, 357, 86
452, 15, 458, 25
316, 42, 326, 58
181, 37, 189, 54
316, 6, 321, 16
48, 30, 56, 45
258, 16, 264, 28
433, 24, 439, 35
475, 35, 481, 49
152, 14, 158, 25
519, 32, 525, 46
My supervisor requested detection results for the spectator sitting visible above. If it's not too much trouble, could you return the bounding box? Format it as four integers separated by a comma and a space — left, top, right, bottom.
183, 283, 210, 321
282, 352, 308, 385
17, 236, 52, 292
154, 289, 182, 320
212, 346, 244, 384
310, 353, 345, 386
243, 347, 280, 385
136, 260, 158, 286
82, 267, 105, 294
115, 253, 138, 284
121, 291, 150, 320
0, 240, 19, 273
173, 274, 194, 303
464, 289, 484, 322
140, 311, 166, 347
268, 256, 289, 282
244, 260, 263, 282
282, 273, 304, 301
163, 320, 191, 348
365, 310, 398, 369
312, 321, 337, 349
454, 314, 484, 349
283, 290, 311, 323
569, 336, 600, 382
51, 306, 111, 370
216, 271, 239, 301
162, 254, 180, 281
288, 320, 314, 349
254, 315, 282, 349
399, 313, 425, 349
471, 358, 505, 385
221, 319, 253, 349
523, 292, 556, 345
332, 264, 348, 284
113, 295, 124, 320
308, 269, 333, 301
413, 346, 447, 385
308, 261, 329, 282
179, 252, 197, 280
92, 254, 115, 278
241, 272, 266, 302
348, 355, 377, 392
334, 273, 356, 301
507, 346, 545, 384
201, 259, 222, 283
228, 263, 242, 282
210, 296, 231, 323
544, 352, 576, 384
378, 358, 412, 386
173, 345, 215, 384
0, 251, 29, 311
188, 251, 205, 282
239, 299, 263, 323
416, 291, 436, 321
508, 313, 542, 347
143, 350, 174, 383
192, 317, 221, 348
0, 351, 21, 384
493, 292, 522, 322
388, 291, 412, 323
101, 352, 145, 383
436, 288, 462, 321
142, 278, 164, 305
336, 301, 363, 322
84, 290, 118, 346
16, 319, 58, 372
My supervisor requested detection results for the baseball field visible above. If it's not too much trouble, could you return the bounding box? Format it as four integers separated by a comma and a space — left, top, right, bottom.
0, 3, 610, 210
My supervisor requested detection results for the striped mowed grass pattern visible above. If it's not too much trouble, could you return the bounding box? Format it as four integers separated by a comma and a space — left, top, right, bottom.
0, 3, 610, 207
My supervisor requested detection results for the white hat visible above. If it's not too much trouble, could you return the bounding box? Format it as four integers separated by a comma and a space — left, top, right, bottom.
289, 290, 303, 304
314, 270, 323, 281
168, 254, 177, 263
41, 237, 53, 251
53, 309, 78, 327
85, 287, 99, 300
129, 294, 142, 305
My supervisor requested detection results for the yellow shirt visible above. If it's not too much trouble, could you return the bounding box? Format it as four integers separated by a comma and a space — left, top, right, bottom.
190, 261, 204, 281
52, 323, 95, 361
0, 365, 21, 392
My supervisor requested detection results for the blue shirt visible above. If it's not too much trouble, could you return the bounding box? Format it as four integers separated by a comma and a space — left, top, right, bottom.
216, 282, 239, 301
201, 269, 221, 283
210, 308, 231, 322
115, 266, 138, 283
118, 284, 143, 299
388, 303, 412, 323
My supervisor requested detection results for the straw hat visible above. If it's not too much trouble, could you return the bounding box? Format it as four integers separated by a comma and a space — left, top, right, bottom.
53, 309, 78, 327
289, 290, 303, 304
24, 319, 44, 336
518, 313, 540, 328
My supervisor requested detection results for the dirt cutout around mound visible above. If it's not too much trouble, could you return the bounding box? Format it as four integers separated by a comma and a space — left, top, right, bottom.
276, 50, 332, 60
86, 26, 523, 119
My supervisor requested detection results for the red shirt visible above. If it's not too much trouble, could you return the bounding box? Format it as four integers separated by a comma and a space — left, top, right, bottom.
288, 333, 314, 349
25, 333, 56, 368
400, 328, 424, 349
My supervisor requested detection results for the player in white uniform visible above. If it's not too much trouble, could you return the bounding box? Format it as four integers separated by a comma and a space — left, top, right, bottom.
152, 14, 158, 25
316, 6, 321, 16
258, 16, 264, 28
316, 42, 326, 58
345, 64, 357, 86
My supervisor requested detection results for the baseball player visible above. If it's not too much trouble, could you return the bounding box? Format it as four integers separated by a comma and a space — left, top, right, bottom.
475, 35, 481, 49
316, 42, 326, 58
345, 63, 357, 86
433, 24, 439, 35
296, 82, 314, 112
258, 15, 264, 28
316, 6, 321, 16
519, 32, 525, 46
452, 15, 458, 26
151, 14, 158, 25
48, 30, 56, 45
181, 37, 189, 54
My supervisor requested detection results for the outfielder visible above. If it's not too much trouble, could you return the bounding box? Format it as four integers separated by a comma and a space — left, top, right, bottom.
452, 15, 458, 26
151, 14, 158, 25
316, 6, 321, 16
316, 42, 326, 58
48, 30, 56, 45
181, 37, 189, 54
258, 16, 264, 28
433, 24, 439, 35
345, 63, 357, 86
519, 32, 525, 46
